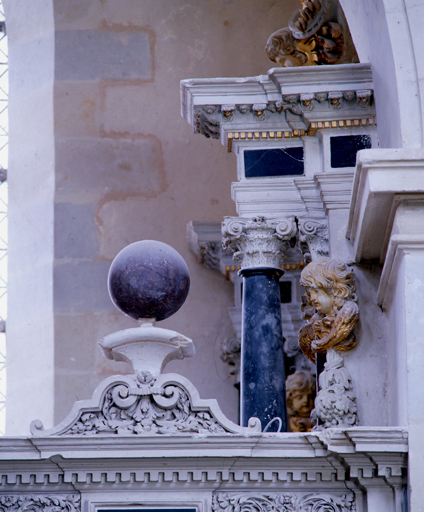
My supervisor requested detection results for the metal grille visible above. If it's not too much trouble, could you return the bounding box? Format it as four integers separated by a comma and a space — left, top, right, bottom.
0, 1, 8, 436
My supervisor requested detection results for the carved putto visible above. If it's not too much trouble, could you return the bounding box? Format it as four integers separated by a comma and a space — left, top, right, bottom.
265, 0, 358, 67
286, 371, 316, 432
298, 258, 358, 363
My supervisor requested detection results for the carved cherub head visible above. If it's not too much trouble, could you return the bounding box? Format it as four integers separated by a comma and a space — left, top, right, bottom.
286, 371, 316, 432
300, 258, 356, 316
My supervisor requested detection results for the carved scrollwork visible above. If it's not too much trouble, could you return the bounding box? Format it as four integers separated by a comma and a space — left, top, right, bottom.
265, 0, 358, 68
222, 216, 297, 269
0, 496, 80, 512
61, 374, 226, 436
31, 372, 261, 436
212, 492, 355, 512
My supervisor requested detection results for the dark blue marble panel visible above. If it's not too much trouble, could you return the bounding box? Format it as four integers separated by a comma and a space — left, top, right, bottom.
244, 147, 304, 178
330, 134, 371, 168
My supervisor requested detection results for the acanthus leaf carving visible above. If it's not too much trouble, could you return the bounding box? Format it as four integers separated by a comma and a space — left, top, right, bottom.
222, 216, 297, 269
297, 218, 329, 263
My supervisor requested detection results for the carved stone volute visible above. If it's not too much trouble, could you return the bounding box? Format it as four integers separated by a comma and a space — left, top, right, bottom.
222, 216, 297, 269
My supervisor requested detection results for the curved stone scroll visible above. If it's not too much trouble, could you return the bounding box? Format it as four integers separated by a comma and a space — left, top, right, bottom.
30, 372, 261, 436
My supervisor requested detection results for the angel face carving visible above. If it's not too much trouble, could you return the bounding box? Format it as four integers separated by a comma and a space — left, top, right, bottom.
299, 258, 359, 363
286, 371, 316, 432
307, 287, 333, 315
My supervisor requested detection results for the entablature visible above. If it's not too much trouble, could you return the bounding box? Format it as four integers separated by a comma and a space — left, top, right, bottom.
181, 64, 375, 152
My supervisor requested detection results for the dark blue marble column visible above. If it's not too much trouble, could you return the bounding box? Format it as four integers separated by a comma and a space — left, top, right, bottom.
239, 267, 288, 432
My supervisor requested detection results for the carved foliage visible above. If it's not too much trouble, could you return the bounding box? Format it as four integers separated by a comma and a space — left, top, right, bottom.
314, 349, 357, 428
0, 496, 80, 512
62, 372, 226, 436
213, 492, 355, 512
222, 216, 297, 269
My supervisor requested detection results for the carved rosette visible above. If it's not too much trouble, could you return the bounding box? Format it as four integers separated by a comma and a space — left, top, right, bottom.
314, 349, 357, 428
298, 218, 329, 263
212, 492, 355, 512
0, 496, 80, 512
222, 216, 297, 269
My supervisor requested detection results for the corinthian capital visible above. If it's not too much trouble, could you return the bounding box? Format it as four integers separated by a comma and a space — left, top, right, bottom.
298, 217, 329, 263
221, 216, 297, 269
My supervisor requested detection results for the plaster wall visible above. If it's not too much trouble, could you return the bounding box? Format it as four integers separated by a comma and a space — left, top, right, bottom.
5, 0, 56, 434
327, 211, 389, 426
4, 0, 300, 434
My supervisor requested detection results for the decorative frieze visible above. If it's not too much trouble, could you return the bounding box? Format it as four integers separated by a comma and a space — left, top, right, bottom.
213, 492, 355, 512
222, 216, 297, 269
0, 496, 80, 512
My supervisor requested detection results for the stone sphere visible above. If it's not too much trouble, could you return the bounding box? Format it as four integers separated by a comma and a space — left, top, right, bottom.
108, 240, 190, 321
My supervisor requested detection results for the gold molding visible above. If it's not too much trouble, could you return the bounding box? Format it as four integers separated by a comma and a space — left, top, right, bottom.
226, 117, 375, 152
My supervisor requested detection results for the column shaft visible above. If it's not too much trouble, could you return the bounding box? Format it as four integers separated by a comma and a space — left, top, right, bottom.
240, 267, 287, 432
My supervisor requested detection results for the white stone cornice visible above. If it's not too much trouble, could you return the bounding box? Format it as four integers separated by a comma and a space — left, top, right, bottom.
315, 171, 355, 212
231, 180, 308, 218
222, 216, 297, 269
347, 149, 424, 262
181, 64, 375, 145
377, 234, 424, 307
